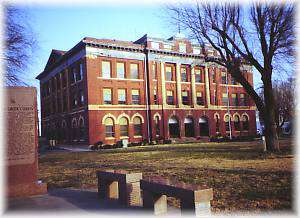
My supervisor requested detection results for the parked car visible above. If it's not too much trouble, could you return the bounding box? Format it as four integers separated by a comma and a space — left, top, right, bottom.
282, 121, 292, 136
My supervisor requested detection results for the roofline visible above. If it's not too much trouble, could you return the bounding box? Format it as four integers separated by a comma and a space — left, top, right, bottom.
36, 40, 85, 80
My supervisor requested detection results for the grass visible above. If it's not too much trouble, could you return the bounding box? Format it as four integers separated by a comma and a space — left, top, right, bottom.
38, 138, 294, 213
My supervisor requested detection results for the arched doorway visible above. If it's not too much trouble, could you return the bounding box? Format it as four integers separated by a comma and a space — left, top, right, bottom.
199, 116, 209, 136
184, 117, 195, 137
168, 116, 180, 138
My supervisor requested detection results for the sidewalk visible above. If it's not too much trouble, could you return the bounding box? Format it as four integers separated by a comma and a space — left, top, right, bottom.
6, 188, 180, 215
58, 144, 91, 152
6, 188, 143, 214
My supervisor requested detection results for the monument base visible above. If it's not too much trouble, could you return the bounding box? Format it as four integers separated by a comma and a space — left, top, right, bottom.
7, 182, 47, 198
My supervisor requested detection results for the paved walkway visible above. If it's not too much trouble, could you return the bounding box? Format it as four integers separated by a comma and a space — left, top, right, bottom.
58, 145, 91, 152
6, 188, 180, 215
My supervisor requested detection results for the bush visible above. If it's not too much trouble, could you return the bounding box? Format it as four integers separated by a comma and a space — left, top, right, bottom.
90, 141, 103, 150
149, 140, 157, 145
141, 139, 148, 146
115, 140, 123, 148
163, 139, 172, 144
102, 144, 113, 149
130, 142, 142, 147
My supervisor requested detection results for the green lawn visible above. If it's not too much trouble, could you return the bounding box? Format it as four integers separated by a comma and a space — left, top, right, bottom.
38, 138, 294, 213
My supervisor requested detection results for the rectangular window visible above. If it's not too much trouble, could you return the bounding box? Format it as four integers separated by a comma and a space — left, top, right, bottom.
240, 93, 247, 106
214, 90, 218, 105
118, 89, 126, 104
72, 93, 78, 108
103, 89, 112, 104
196, 92, 204, 105
102, 61, 111, 78
79, 90, 84, 106
130, 63, 139, 79
221, 72, 227, 84
131, 89, 140, 105
79, 63, 83, 81
151, 42, 160, 49
154, 89, 158, 104
195, 69, 202, 83
166, 66, 173, 81
117, 62, 125, 78
72, 67, 77, 83
232, 93, 238, 106
211, 70, 216, 83
182, 91, 189, 105
179, 43, 186, 53
62, 72, 67, 87
152, 63, 157, 79
164, 44, 172, 50
76, 65, 82, 81
181, 67, 188, 82
167, 90, 174, 105
222, 93, 229, 106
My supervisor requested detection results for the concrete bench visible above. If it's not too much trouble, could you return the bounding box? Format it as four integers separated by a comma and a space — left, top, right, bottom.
140, 176, 213, 216
97, 169, 142, 207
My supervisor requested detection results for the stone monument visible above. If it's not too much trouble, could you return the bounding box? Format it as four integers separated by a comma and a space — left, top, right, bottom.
5, 87, 47, 198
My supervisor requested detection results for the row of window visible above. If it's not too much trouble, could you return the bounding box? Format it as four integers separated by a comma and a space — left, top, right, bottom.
101, 61, 140, 79
43, 90, 84, 116
104, 116, 142, 138
103, 89, 140, 105
150, 41, 201, 55
42, 62, 83, 98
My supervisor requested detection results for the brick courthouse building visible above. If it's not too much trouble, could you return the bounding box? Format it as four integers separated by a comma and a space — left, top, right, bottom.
36, 34, 256, 145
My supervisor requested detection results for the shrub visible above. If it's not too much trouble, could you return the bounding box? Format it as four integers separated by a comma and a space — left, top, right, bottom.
130, 142, 142, 147
115, 140, 123, 148
163, 139, 172, 144
102, 144, 113, 149
141, 139, 148, 146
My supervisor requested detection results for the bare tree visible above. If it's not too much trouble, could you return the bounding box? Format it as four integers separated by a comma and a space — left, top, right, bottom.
4, 6, 37, 86
167, 2, 295, 151
273, 78, 295, 133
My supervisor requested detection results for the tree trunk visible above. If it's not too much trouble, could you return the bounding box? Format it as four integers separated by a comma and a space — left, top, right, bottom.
263, 75, 280, 152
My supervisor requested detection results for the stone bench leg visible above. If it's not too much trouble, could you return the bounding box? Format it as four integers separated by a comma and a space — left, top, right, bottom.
118, 181, 142, 206
98, 179, 118, 199
181, 199, 211, 216
143, 190, 167, 215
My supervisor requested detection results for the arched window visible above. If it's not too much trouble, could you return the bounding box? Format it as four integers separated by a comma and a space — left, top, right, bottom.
168, 116, 180, 138
105, 117, 115, 137
184, 117, 195, 137
155, 116, 160, 137
224, 115, 231, 132
133, 117, 142, 136
234, 115, 240, 131
242, 115, 249, 131
199, 116, 209, 136
119, 117, 129, 137
71, 118, 77, 140
215, 115, 220, 133
79, 117, 85, 139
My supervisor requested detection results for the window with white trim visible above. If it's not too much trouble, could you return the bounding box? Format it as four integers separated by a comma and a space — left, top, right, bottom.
102, 61, 111, 78
133, 117, 142, 136
130, 63, 139, 79
117, 62, 125, 79
131, 89, 140, 105
118, 89, 126, 104
103, 89, 112, 104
